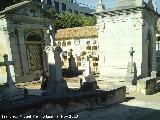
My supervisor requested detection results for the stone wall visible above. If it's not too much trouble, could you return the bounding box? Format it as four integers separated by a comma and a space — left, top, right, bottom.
136, 77, 157, 95
0, 86, 126, 118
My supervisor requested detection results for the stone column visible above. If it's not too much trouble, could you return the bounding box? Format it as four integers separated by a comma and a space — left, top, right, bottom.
9, 28, 23, 76
2, 29, 15, 82
42, 29, 49, 73
151, 27, 157, 77
42, 46, 68, 97
17, 28, 29, 74
97, 16, 106, 80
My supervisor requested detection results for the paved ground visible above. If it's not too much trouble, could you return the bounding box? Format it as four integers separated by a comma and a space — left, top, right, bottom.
77, 92, 160, 120
15, 79, 160, 120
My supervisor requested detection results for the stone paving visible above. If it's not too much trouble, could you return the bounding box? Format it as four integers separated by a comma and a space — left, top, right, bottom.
77, 92, 160, 120
13, 78, 160, 120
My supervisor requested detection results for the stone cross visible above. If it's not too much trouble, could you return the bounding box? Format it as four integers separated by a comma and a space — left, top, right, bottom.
0, 54, 24, 101
0, 54, 15, 87
83, 55, 92, 78
49, 25, 56, 46
125, 47, 137, 85
68, 49, 77, 70
45, 46, 63, 82
129, 47, 135, 64
81, 55, 98, 90
70, 49, 73, 55
42, 45, 68, 96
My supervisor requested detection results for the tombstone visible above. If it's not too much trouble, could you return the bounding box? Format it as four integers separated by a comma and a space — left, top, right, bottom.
136, 77, 157, 95
68, 49, 77, 70
42, 46, 68, 97
81, 56, 99, 90
0, 54, 24, 101
125, 47, 138, 85
151, 71, 157, 78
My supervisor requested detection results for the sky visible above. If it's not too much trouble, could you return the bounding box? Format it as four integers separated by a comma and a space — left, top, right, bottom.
76, 0, 160, 13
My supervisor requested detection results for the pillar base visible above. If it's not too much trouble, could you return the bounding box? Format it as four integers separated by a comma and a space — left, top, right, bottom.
42, 80, 68, 97
1, 87, 24, 101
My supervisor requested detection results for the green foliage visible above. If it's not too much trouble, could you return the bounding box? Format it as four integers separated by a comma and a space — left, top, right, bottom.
43, 7, 59, 19
46, 7, 96, 30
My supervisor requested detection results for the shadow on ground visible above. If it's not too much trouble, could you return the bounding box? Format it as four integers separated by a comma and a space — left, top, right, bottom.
77, 101, 160, 120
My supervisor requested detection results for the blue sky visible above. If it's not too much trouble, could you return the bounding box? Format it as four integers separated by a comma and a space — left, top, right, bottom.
76, 0, 160, 13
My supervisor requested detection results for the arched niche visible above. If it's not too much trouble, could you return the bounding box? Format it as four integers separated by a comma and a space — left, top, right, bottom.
25, 32, 44, 72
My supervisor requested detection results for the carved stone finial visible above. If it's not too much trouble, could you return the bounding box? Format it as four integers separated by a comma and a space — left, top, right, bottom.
96, 0, 105, 13
148, 0, 157, 11
129, 47, 135, 63
70, 49, 73, 55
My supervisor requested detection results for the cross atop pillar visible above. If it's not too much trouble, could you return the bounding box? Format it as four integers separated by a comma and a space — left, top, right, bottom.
129, 47, 135, 63
96, 0, 105, 13
0, 54, 15, 86
70, 49, 73, 56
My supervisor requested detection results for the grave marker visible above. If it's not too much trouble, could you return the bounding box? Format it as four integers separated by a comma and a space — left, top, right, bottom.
0, 54, 24, 101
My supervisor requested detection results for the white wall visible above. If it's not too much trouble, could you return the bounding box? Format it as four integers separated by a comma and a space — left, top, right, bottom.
98, 9, 157, 79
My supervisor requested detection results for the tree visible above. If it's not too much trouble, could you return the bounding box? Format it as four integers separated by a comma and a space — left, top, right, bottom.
0, 1, 96, 30
46, 7, 96, 30
53, 12, 96, 30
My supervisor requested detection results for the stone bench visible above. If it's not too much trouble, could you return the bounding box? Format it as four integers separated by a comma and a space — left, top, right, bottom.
136, 77, 157, 95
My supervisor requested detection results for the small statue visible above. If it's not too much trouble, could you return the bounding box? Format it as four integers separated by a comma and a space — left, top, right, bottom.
40, 72, 49, 90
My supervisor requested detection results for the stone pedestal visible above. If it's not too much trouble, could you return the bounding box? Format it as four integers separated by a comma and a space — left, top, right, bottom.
1, 87, 24, 101
125, 62, 138, 85
81, 57, 99, 91
81, 75, 99, 91
42, 80, 68, 97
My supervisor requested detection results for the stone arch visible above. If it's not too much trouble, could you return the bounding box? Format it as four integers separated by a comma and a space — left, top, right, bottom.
25, 32, 43, 42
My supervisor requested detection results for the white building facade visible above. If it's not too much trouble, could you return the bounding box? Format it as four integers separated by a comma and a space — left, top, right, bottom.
95, 0, 159, 80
